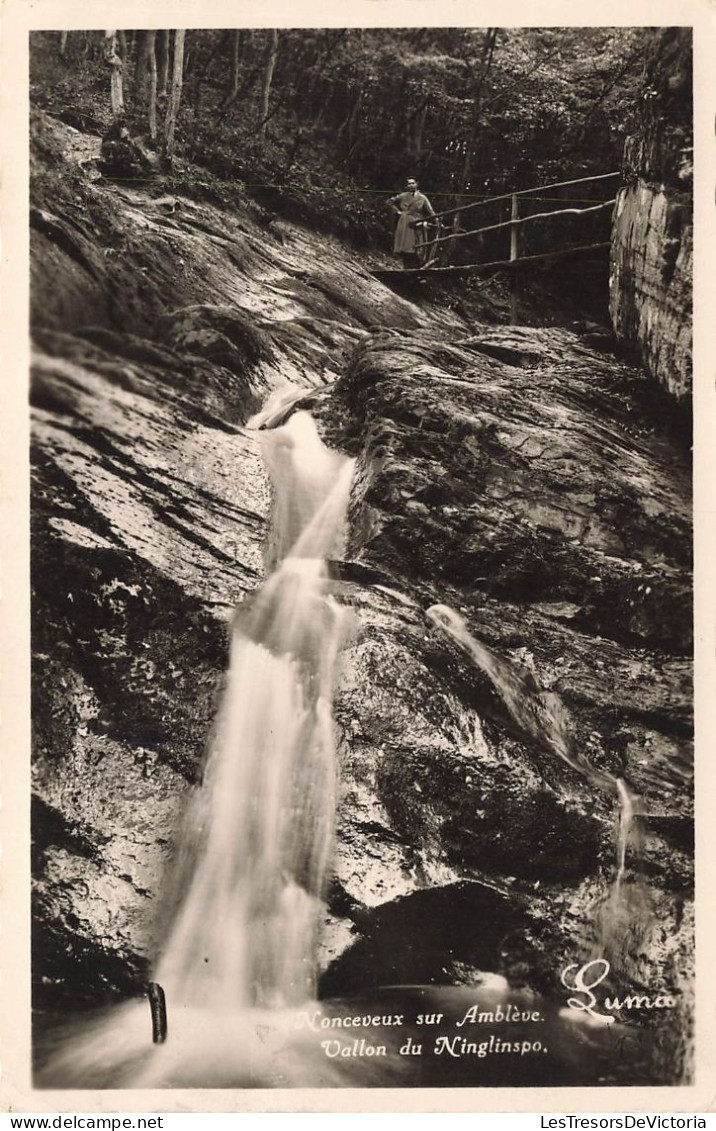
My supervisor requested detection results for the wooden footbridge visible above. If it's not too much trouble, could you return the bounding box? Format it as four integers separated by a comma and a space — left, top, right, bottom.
372, 171, 620, 313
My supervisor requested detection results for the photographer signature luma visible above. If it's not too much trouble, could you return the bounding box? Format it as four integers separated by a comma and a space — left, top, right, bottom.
560, 959, 677, 1024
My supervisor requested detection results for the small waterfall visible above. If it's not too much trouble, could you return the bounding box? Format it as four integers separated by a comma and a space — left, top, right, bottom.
36, 417, 657, 1087
153, 412, 355, 1013
598, 776, 648, 971
615, 777, 634, 893
425, 603, 647, 970
40, 411, 355, 1087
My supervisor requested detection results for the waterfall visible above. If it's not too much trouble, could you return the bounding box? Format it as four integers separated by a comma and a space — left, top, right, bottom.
425, 603, 647, 971
40, 411, 355, 1087
153, 412, 355, 1014
36, 418, 655, 1088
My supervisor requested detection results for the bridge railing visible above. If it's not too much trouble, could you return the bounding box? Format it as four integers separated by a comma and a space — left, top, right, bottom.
411, 171, 621, 319
424, 170, 621, 226
409, 170, 621, 321
416, 197, 617, 254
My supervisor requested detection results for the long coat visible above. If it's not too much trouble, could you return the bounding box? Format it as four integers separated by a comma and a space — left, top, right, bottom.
389, 189, 435, 254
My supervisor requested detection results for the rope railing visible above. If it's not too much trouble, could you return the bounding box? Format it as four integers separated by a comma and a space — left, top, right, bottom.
427, 170, 621, 223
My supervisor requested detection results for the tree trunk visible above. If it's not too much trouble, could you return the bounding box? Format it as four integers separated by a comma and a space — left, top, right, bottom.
458, 28, 498, 193
156, 31, 170, 98
219, 30, 242, 109
230, 30, 240, 95
313, 79, 330, 128
258, 29, 279, 140
117, 30, 128, 69
509, 193, 520, 324
147, 31, 158, 140
59, 31, 69, 57
404, 96, 429, 156
104, 31, 125, 119
338, 87, 362, 146
339, 89, 361, 148
186, 31, 224, 110
413, 101, 429, 154
163, 30, 186, 160
283, 127, 304, 176
391, 73, 409, 147
135, 31, 152, 100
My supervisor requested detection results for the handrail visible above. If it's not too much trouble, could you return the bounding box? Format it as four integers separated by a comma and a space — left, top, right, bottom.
373, 241, 611, 279
428, 171, 621, 223
415, 198, 616, 252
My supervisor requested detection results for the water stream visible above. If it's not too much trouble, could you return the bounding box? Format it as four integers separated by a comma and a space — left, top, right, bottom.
37, 413, 654, 1089
38, 410, 357, 1087
151, 411, 355, 1015
425, 604, 648, 971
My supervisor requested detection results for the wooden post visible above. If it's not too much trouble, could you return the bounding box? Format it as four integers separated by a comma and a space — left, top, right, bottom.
510, 192, 519, 324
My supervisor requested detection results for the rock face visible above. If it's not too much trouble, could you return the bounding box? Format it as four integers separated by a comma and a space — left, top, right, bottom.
325, 328, 692, 1066
29, 111, 462, 1010
30, 112, 693, 1085
609, 28, 692, 402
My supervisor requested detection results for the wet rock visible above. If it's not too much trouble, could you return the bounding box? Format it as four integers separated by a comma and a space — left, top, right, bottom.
31, 371, 248, 1001
99, 127, 159, 180
29, 112, 692, 1083
154, 304, 273, 380
610, 183, 692, 402
320, 882, 529, 996
609, 29, 692, 401
328, 324, 692, 1014
339, 331, 690, 649
29, 116, 450, 1007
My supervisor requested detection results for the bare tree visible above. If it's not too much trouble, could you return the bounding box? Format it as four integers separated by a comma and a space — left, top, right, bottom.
104, 30, 125, 119
156, 31, 170, 98
146, 31, 158, 140
134, 31, 159, 139
258, 29, 279, 141
458, 28, 499, 193
135, 31, 151, 97
164, 30, 186, 160
222, 29, 241, 107
117, 30, 129, 70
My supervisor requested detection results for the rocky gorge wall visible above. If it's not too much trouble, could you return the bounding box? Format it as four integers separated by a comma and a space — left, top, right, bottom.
29, 110, 694, 1086
609, 28, 692, 403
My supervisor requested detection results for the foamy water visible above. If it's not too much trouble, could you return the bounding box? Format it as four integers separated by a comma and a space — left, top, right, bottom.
39, 409, 355, 1087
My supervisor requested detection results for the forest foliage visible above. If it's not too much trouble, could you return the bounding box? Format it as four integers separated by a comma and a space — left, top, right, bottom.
31, 27, 686, 252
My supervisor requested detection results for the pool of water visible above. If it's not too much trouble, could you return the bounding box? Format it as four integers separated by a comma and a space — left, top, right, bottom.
34, 980, 657, 1090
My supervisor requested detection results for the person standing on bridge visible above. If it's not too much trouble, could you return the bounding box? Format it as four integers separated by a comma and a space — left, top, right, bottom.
388, 177, 436, 269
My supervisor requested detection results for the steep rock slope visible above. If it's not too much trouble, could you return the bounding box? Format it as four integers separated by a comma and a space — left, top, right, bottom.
325, 329, 691, 1022
30, 112, 693, 1082
30, 111, 461, 1005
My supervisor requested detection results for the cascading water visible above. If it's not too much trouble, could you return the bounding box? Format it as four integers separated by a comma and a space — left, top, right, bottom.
153, 411, 355, 1015
39, 410, 356, 1088
425, 604, 649, 975
37, 419, 658, 1089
